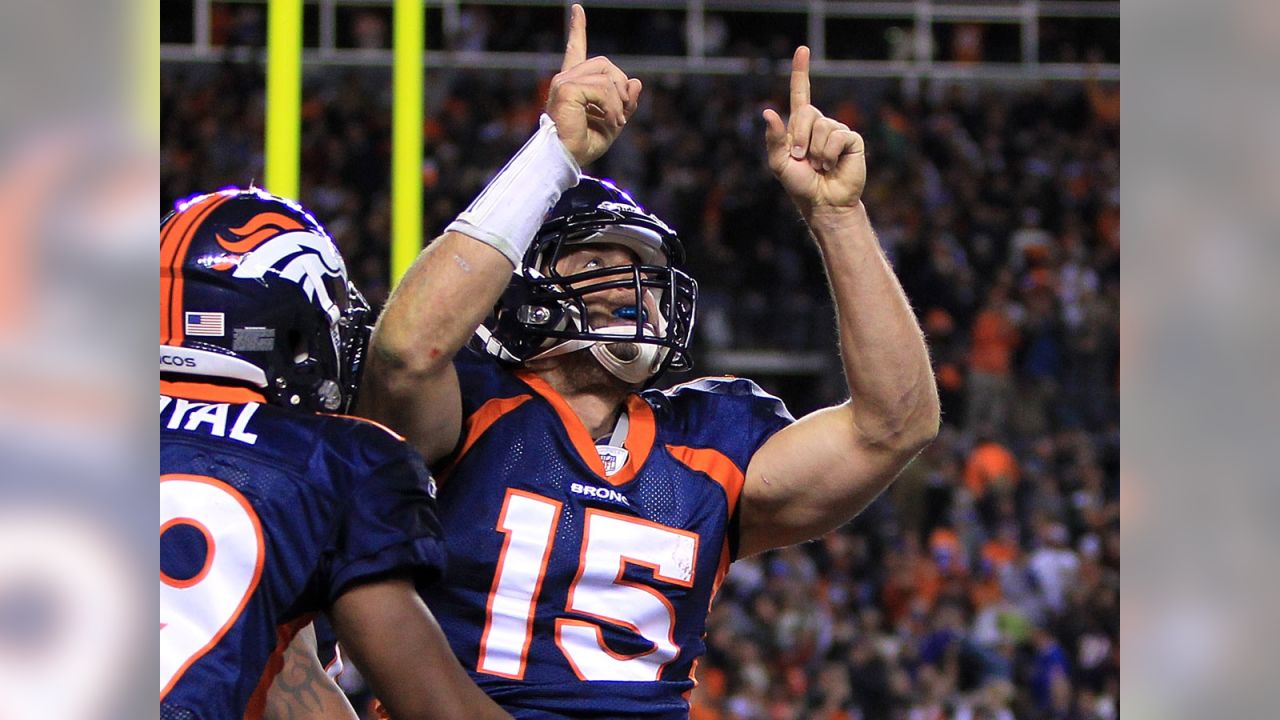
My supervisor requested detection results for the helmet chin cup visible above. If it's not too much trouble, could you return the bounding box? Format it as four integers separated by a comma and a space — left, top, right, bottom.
587, 326, 667, 385
604, 342, 640, 361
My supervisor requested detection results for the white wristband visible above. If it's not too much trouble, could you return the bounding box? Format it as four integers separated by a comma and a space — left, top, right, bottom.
446, 113, 581, 266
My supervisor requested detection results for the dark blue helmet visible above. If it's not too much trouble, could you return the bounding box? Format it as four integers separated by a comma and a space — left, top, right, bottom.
160, 188, 370, 412
478, 177, 697, 383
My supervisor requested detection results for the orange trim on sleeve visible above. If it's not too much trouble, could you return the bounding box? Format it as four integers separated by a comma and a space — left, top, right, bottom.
514, 370, 657, 486
692, 540, 735, 686
160, 379, 267, 404
665, 444, 746, 519
668, 444, 744, 621
436, 394, 532, 485
710, 541, 733, 608
329, 413, 406, 441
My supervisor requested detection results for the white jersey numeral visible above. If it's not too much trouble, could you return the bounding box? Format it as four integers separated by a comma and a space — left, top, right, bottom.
478, 490, 562, 678
479, 490, 699, 681
160, 474, 265, 699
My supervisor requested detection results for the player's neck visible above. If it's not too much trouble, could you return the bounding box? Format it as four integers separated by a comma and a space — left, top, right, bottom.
526, 352, 633, 439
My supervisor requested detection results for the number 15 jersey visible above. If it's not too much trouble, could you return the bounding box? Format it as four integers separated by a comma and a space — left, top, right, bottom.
423, 350, 794, 719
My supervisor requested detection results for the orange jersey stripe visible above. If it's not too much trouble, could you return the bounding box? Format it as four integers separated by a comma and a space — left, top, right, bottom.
608, 394, 656, 486
437, 394, 532, 486
161, 379, 267, 405
515, 370, 607, 477
664, 444, 746, 518
328, 412, 407, 441
514, 370, 657, 486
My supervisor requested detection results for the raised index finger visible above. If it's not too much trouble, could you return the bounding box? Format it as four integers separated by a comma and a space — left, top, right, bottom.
561, 4, 587, 72
789, 45, 811, 116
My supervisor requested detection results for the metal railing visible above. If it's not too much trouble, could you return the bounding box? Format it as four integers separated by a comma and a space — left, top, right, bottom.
161, 0, 1119, 82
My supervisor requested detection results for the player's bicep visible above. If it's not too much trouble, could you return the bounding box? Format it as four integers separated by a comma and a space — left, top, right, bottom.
737, 402, 910, 557
264, 624, 359, 720
329, 578, 512, 720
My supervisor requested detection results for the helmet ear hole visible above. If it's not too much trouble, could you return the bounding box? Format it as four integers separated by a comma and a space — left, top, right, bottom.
287, 328, 308, 364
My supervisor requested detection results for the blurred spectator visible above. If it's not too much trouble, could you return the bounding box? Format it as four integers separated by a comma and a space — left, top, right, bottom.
1029, 522, 1081, 616
967, 286, 1021, 434
352, 11, 389, 50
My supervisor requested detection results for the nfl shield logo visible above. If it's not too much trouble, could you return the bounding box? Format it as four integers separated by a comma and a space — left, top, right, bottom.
596, 445, 629, 477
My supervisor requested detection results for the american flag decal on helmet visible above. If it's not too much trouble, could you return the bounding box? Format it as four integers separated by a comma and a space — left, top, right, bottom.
185, 311, 225, 337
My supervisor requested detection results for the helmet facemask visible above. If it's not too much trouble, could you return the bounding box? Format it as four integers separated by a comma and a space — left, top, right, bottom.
336, 281, 372, 411
526, 233, 693, 383
478, 177, 698, 385
275, 272, 371, 413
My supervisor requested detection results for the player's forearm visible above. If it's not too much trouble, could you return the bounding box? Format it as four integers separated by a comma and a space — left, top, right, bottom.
369, 109, 586, 386
264, 625, 360, 720
370, 232, 511, 382
807, 202, 940, 453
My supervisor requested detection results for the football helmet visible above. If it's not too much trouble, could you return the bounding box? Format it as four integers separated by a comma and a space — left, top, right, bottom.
160, 187, 371, 412
477, 177, 697, 384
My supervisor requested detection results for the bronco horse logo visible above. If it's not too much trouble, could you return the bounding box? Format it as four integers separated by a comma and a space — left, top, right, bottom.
215, 212, 349, 323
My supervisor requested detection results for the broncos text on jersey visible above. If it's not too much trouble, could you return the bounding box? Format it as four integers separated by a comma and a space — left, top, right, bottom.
421, 349, 794, 719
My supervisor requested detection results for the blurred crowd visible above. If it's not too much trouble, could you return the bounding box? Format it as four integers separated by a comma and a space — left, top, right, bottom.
162, 50, 1118, 720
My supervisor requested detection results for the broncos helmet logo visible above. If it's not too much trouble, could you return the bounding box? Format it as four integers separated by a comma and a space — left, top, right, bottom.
215, 212, 350, 326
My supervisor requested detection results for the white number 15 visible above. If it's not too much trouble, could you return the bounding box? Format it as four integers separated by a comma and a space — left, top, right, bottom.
478, 489, 699, 682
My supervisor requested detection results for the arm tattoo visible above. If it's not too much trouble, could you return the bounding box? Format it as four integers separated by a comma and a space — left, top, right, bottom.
264, 630, 356, 720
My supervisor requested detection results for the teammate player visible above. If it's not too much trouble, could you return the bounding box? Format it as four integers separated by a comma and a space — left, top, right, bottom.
361, 7, 939, 717
160, 188, 510, 720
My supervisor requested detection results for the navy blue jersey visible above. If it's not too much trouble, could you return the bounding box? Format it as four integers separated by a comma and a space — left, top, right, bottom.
423, 349, 793, 719
160, 380, 445, 720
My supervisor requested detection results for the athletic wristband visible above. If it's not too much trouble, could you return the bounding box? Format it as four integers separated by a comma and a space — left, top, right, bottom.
446, 113, 581, 266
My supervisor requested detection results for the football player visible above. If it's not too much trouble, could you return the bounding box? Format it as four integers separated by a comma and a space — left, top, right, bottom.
361, 9, 939, 718
160, 187, 510, 720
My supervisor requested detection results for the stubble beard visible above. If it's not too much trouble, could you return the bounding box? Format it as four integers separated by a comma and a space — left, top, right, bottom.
526, 348, 635, 398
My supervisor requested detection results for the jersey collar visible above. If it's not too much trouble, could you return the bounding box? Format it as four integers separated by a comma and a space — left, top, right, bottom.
161, 379, 267, 404
514, 370, 655, 486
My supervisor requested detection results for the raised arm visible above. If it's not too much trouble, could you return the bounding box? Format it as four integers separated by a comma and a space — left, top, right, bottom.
737, 47, 940, 558
359, 3, 642, 462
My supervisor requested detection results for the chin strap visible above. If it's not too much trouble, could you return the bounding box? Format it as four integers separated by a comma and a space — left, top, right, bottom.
588, 330, 667, 384
526, 311, 669, 385
488, 270, 672, 383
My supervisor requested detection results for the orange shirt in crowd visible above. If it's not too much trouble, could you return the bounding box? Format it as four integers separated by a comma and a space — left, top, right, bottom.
969, 574, 1004, 610
981, 537, 1019, 571
689, 704, 722, 720
1086, 76, 1120, 127
928, 527, 966, 575
969, 308, 1018, 375
964, 441, 1020, 498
